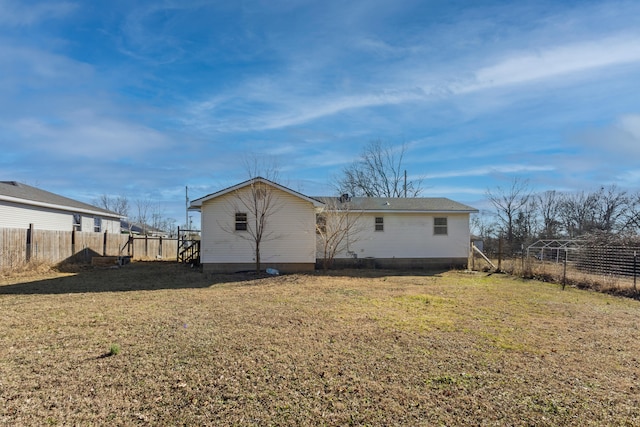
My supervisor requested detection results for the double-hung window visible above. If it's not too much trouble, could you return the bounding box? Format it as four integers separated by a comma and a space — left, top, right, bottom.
375, 216, 384, 232
235, 212, 248, 231
73, 214, 82, 231
94, 217, 102, 232
434, 217, 448, 235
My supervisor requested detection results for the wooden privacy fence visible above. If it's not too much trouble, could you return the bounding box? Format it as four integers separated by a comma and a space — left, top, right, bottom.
0, 226, 178, 268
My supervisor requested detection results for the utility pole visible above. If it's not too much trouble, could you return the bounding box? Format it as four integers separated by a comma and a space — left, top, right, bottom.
404, 170, 407, 197
185, 186, 189, 230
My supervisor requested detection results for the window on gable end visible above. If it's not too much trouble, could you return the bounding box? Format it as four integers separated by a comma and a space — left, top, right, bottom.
235, 212, 248, 231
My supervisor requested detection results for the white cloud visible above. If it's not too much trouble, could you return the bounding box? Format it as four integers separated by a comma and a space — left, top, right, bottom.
425, 164, 555, 180
9, 112, 173, 159
460, 35, 640, 93
578, 113, 640, 157
0, 0, 76, 26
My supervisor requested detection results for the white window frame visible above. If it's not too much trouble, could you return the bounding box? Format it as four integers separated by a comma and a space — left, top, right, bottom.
235, 212, 248, 231
375, 216, 384, 232
73, 213, 82, 231
434, 217, 448, 235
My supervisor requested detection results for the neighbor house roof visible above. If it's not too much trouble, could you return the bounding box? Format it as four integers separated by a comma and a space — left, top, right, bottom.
313, 196, 478, 213
189, 176, 325, 210
0, 181, 122, 218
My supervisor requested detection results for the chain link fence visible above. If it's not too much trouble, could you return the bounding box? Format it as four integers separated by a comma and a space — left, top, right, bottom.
471, 239, 640, 297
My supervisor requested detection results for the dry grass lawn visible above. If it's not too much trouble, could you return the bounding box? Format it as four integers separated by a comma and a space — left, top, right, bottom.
1, 262, 639, 426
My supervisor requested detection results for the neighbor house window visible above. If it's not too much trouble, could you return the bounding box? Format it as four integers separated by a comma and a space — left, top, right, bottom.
434, 217, 448, 235
375, 216, 384, 231
73, 214, 82, 231
94, 217, 102, 232
235, 212, 248, 231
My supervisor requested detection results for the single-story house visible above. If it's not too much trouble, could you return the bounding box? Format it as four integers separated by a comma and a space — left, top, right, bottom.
0, 181, 121, 233
189, 177, 478, 273
189, 177, 323, 273
314, 195, 478, 269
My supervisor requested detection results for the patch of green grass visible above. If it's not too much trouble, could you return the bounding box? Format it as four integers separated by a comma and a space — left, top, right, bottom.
108, 344, 120, 356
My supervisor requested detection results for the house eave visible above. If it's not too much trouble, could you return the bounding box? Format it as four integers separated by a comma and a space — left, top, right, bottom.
189, 177, 325, 209
0, 195, 123, 219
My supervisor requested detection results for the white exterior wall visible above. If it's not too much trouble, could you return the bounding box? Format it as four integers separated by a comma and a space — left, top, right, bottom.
334, 212, 471, 259
0, 200, 120, 233
200, 187, 317, 265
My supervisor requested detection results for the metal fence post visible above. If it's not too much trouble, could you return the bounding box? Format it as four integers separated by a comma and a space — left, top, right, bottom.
562, 250, 567, 290
634, 250, 637, 294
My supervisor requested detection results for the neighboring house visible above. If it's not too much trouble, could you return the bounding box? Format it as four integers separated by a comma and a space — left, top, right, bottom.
190, 177, 478, 273
189, 177, 323, 273
0, 181, 121, 233
315, 196, 478, 269
120, 220, 171, 237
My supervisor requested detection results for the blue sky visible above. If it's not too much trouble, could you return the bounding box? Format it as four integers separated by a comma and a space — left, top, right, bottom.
2, 0, 640, 225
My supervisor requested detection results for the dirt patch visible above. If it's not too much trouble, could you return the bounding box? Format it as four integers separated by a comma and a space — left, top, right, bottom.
1, 263, 639, 425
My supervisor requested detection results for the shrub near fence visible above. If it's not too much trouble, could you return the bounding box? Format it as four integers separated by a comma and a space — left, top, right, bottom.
0, 226, 178, 269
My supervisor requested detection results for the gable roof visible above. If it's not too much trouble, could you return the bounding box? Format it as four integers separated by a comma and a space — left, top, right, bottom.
313, 196, 478, 213
0, 181, 122, 219
189, 177, 325, 210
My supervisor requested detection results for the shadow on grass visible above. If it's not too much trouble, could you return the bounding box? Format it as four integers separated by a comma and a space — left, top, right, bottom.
0, 261, 454, 295
0, 261, 239, 295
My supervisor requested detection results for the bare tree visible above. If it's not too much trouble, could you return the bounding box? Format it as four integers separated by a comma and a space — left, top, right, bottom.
537, 190, 562, 239
135, 198, 153, 235
558, 186, 629, 238
559, 190, 599, 238
486, 177, 532, 250
337, 140, 423, 198
315, 196, 365, 270
95, 194, 130, 217
621, 191, 640, 233
224, 155, 283, 274
592, 185, 628, 233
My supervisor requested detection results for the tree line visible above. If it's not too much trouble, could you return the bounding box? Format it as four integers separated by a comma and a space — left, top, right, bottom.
94, 194, 178, 236
480, 178, 640, 255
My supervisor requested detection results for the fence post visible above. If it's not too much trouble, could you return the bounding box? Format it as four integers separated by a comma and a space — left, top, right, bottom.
562, 250, 567, 290
145, 235, 148, 258
71, 229, 76, 258
497, 236, 503, 273
177, 227, 181, 261
103, 230, 108, 256
26, 223, 34, 262
634, 250, 637, 294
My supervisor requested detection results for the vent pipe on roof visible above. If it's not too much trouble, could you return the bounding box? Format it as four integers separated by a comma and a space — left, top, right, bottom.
338, 193, 350, 203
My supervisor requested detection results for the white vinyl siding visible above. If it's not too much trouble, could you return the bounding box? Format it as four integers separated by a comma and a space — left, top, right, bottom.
200, 186, 317, 265
0, 200, 120, 233
331, 212, 471, 259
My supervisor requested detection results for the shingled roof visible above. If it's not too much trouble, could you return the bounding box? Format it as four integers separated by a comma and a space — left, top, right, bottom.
312, 196, 478, 213
0, 181, 121, 218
